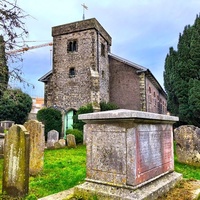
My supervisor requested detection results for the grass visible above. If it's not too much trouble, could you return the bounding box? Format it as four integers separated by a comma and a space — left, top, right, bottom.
0, 145, 86, 199
0, 143, 199, 199
175, 154, 200, 180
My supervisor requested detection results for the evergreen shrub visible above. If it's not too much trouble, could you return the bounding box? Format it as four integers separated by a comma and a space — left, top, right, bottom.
100, 101, 119, 111
73, 103, 93, 131
0, 89, 32, 124
37, 107, 62, 140
73, 102, 119, 131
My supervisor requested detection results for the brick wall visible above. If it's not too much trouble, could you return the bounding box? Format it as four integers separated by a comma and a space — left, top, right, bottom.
146, 78, 167, 114
109, 56, 141, 110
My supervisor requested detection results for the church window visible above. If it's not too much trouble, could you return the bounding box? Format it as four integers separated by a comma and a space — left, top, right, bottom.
67, 40, 78, 52
102, 70, 105, 78
101, 43, 105, 56
69, 68, 75, 78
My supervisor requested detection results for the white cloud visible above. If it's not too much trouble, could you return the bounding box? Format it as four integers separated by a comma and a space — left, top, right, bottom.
10, 0, 200, 96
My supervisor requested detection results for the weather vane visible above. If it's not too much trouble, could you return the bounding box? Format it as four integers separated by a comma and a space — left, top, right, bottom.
81, 3, 88, 20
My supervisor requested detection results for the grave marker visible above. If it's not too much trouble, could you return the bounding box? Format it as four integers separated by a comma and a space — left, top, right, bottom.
24, 120, 45, 175
2, 125, 30, 197
0, 133, 4, 158
47, 130, 59, 149
74, 109, 182, 199
67, 134, 76, 148
175, 125, 200, 167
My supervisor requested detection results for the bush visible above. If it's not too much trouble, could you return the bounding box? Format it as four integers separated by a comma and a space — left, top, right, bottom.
73, 103, 93, 131
37, 107, 62, 140
73, 102, 119, 131
100, 101, 119, 111
66, 129, 83, 144
0, 89, 32, 124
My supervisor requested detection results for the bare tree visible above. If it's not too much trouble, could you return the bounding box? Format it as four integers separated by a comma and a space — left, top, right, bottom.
0, 0, 31, 92
0, 0, 28, 51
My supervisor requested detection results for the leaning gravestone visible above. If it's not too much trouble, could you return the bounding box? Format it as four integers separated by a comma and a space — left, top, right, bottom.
47, 130, 59, 149
174, 125, 200, 167
67, 134, 76, 148
2, 125, 30, 197
24, 120, 45, 175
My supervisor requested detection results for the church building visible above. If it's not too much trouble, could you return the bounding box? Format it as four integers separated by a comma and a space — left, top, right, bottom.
39, 18, 167, 132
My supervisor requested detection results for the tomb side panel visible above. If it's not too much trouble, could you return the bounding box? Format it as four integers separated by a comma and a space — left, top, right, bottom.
86, 123, 127, 185
135, 124, 173, 185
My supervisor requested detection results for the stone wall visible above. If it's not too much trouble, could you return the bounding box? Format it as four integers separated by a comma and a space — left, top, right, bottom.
46, 18, 111, 111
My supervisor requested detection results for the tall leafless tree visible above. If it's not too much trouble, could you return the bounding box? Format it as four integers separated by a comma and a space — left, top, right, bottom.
0, 0, 31, 92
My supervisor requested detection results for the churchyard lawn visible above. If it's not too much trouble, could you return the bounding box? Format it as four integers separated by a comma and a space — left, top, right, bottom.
0, 144, 199, 199
0, 145, 86, 199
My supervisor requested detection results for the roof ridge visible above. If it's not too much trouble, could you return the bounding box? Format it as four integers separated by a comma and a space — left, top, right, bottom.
108, 52, 147, 71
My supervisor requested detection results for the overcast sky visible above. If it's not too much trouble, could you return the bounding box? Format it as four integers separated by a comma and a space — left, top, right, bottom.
10, 0, 200, 97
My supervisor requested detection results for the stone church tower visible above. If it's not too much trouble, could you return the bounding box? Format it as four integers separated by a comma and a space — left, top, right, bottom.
47, 18, 112, 111
40, 18, 167, 134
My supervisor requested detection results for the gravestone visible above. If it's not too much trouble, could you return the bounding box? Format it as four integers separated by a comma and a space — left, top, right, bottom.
174, 125, 200, 167
0, 126, 5, 158
24, 120, 45, 175
0, 126, 4, 133
47, 130, 59, 149
58, 139, 66, 147
2, 125, 30, 197
0, 133, 4, 158
0, 121, 15, 132
67, 134, 76, 148
74, 109, 182, 200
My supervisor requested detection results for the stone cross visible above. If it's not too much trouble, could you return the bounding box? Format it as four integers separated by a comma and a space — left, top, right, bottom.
2, 125, 30, 197
24, 120, 45, 175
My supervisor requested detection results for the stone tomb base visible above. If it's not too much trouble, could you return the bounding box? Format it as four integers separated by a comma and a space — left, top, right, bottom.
74, 172, 182, 200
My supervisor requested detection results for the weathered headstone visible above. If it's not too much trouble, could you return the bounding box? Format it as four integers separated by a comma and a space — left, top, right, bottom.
0, 126, 4, 133
24, 120, 45, 175
54, 141, 62, 149
58, 139, 66, 147
47, 130, 59, 149
74, 109, 182, 199
174, 125, 200, 167
0, 121, 15, 132
0, 126, 5, 158
2, 125, 30, 197
67, 134, 76, 148
0, 133, 5, 158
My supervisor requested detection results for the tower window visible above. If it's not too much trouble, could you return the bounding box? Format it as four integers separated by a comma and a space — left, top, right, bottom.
69, 68, 75, 78
101, 43, 105, 56
67, 40, 78, 52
